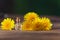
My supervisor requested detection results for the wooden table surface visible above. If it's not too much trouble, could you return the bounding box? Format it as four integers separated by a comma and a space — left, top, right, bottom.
0, 30, 60, 40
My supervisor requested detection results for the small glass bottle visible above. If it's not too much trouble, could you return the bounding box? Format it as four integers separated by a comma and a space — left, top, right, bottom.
19, 18, 22, 30
15, 17, 20, 30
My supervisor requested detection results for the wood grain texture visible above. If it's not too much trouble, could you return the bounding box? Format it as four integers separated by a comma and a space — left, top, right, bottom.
0, 30, 60, 40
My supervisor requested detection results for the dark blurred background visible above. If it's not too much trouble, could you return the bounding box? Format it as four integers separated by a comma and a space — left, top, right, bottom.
0, 0, 59, 16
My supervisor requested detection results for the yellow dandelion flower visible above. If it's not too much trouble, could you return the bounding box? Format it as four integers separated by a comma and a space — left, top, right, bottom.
41, 17, 52, 30
32, 17, 52, 31
21, 21, 32, 31
32, 18, 42, 31
1, 18, 15, 30
24, 12, 39, 21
